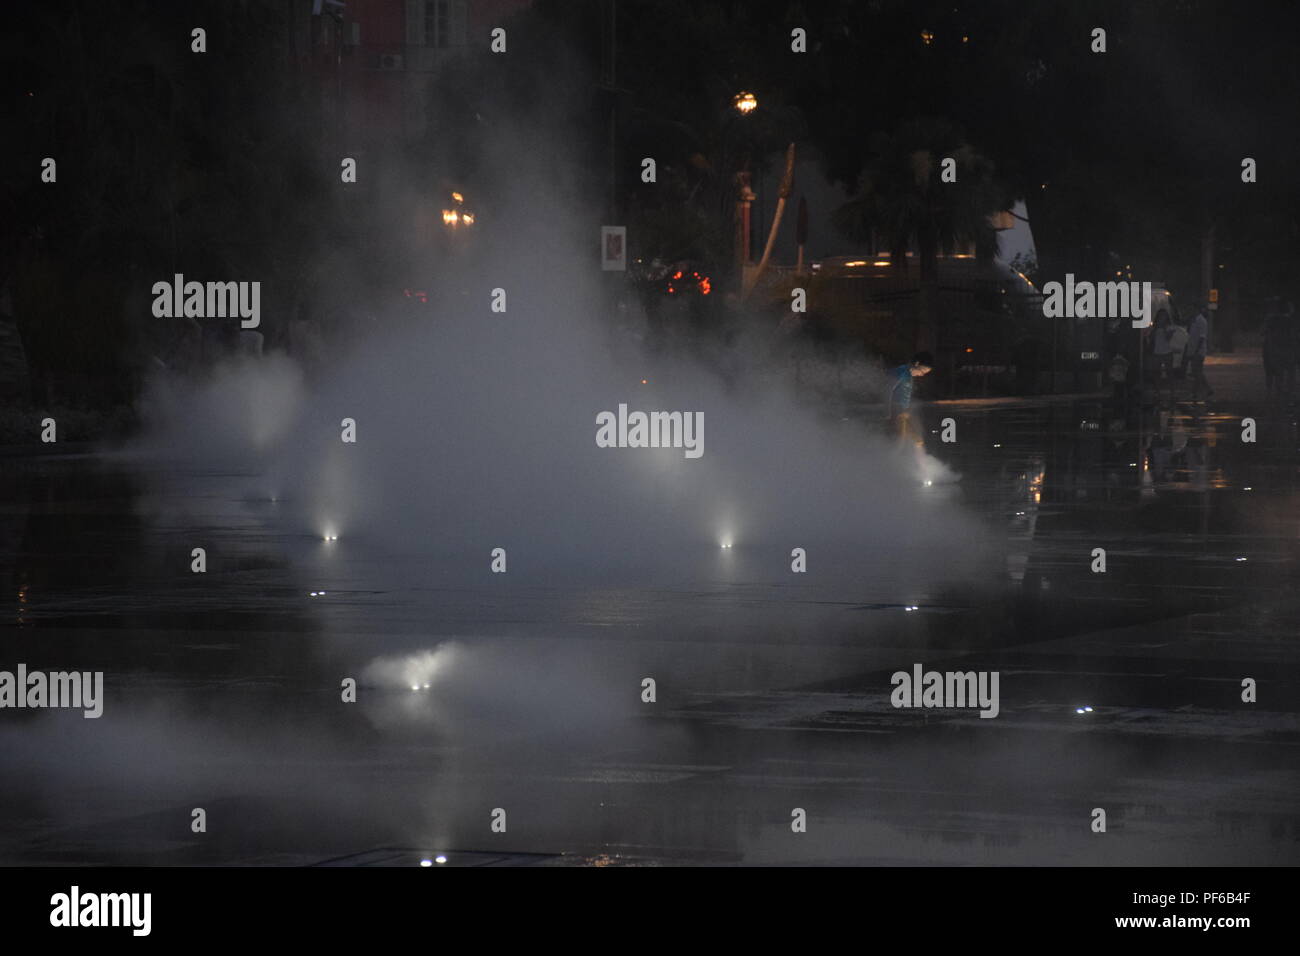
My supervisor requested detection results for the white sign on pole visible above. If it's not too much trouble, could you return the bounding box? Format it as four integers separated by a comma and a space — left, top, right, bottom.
601, 226, 627, 271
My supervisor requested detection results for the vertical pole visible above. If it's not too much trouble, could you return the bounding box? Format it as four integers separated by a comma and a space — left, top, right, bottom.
734, 171, 754, 284
1200, 222, 1215, 351
741, 197, 751, 264
734, 187, 744, 276
608, 0, 617, 221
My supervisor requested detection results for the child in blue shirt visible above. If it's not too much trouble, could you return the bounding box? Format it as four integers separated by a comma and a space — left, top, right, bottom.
889, 351, 934, 443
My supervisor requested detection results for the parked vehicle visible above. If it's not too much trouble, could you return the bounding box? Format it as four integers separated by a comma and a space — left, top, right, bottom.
797, 253, 1055, 394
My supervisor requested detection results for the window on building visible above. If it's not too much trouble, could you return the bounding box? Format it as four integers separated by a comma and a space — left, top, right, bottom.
424, 0, 450, 47
419, 0, 465, 48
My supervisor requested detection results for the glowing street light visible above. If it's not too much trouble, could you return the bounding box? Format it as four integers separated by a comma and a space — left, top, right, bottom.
442, 190, 474, 229
726, 92, 758, 280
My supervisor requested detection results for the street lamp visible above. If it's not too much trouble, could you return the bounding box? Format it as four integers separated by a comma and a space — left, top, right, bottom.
727, 92, 759, 279
442, 191, 474, 229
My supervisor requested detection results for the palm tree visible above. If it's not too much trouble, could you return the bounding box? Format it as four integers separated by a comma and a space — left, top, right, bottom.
833, 118, 1002, 350
622, 87, 804, 276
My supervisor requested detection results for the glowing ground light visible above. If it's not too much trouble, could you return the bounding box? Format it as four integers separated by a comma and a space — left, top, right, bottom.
436, 855, 448, 864
1236, 557, 1247, 562
310, 591, 327, 598
1075, 706, 1094, 715
420, 860, 432, 867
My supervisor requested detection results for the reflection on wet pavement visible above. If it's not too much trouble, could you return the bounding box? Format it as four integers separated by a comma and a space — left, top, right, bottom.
1, 393, 1297, 865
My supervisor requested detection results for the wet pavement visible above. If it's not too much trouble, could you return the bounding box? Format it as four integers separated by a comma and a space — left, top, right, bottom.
1, 349, 1298, 866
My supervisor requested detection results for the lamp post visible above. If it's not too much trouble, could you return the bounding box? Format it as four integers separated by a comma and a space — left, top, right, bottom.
730, 93, 758, 284
734, 171, 756, 276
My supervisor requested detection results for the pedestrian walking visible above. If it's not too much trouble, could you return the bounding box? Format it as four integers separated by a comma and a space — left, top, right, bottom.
1107, 352, 1130, 408
1152, 313, 1174, 395
1168, 318, 1189, 397
1262, 301, 1294, 398
1186, 305, 1213, 400
1282, 301, 1297, 396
